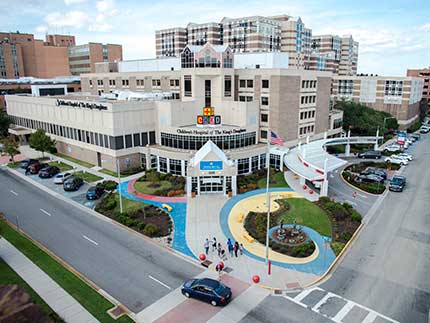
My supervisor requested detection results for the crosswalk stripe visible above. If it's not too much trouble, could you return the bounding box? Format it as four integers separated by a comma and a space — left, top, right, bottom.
312, 292, 334, 312
294, 286, 322, 302
332, 300, 355, 323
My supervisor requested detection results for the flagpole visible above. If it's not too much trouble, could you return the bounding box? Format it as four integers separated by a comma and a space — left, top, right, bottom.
265, 119, 271, 265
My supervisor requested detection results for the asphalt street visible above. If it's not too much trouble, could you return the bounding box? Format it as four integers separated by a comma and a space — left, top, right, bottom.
322, 133, 430, 322
0, 168, 202, 314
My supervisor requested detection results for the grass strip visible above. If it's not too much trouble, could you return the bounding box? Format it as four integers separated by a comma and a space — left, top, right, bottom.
48, 161, 74, 172
74, 171, 103, 183
54, 153, 94, 168
257, 171, 289, 189
0, 219, 134, 323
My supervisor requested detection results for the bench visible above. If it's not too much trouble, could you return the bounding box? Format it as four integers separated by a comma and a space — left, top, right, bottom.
237, 213, 244, 223
242, 231, 254, 243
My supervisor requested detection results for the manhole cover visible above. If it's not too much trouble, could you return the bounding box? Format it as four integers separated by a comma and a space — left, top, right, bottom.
201, 260, 212, 268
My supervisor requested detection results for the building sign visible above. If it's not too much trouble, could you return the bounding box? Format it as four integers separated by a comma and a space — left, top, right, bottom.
56, 99, 108, 111
177, 128, 246, 135
200, 161, 223, 171
197, 107, 221, 125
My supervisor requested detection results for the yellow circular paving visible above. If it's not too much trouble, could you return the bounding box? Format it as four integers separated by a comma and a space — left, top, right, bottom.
228, 191, 319, 264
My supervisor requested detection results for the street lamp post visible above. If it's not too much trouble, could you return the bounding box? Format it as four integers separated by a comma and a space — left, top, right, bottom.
101, 157, 123, 214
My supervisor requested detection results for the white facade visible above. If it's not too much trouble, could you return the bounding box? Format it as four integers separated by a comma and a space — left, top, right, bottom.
359, 79, 377, 103
234, 52, 289, 69
409, 78, 424, 104
118, 57, 181, 73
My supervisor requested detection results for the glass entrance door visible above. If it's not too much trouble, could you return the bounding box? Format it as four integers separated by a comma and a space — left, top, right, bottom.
199, 176, 224, 194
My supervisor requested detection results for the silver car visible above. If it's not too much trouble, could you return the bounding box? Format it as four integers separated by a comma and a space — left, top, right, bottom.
53, 172, 72, 184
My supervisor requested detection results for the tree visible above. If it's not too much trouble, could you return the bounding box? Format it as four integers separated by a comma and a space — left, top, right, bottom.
1, 138, 20, 162
334, 100, 399, 137
29, 129, 56, 158
419, 99, 429, 121
0, 110, 11, 138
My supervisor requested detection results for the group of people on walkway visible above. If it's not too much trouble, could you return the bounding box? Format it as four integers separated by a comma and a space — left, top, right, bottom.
204, 237, 244, 260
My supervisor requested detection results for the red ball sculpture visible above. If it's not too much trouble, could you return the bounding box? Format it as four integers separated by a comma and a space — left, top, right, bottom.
303, 185, 307, 190
252, 275, 260, 283
199, 253, 206, 261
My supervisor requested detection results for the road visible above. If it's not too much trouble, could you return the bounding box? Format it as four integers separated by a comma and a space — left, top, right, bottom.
0, 168, 202, 314
322, 134, 430, 322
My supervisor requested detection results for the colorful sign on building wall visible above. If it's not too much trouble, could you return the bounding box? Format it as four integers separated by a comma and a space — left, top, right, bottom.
197, 107, 221, 125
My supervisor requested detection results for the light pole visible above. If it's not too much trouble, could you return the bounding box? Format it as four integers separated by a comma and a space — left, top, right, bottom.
101, 157, 123, 214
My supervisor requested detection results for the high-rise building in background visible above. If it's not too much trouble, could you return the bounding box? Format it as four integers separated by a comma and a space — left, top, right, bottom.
68, 43, 123, 75
0, 31, 123, 79
407, 68, 430, 109
154, 14, 357, 74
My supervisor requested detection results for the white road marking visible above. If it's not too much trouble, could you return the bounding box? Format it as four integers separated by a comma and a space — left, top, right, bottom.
82, 235, 99, 246
312, 292, 334, 312
283, 295, 307, 308
358, 193, 368, 199
362, 311, 378, 323
332, 300, 355, 323
294, 286, 323, 302
40, 208, 52, 216
10, 190, 18, 196
345, 200, 357, 206
148, 275, 171, 290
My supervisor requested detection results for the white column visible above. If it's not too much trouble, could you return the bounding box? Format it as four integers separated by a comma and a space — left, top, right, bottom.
156, 155, 160, 172
306, 136, 310, 144
248, 157, 252, 174
324, 131, 327, 140
280, 153, 284, 172
181, 160, 186, 176
186, 177, 192, 197
320, 158, 329, 196
166, 157, 170, 173
258, 155, 261, 169
299, 176, 306, 185
197, 176, 200, 195
222, 176, 226, 195
345, 144, 351, 156
374, 129, 379, 150
232, 176, 237, 196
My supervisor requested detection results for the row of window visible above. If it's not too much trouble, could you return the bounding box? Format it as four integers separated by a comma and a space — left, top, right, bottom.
301, 95, 316, 104
302, 80, 317, 89
160, 132, 256, 150
300, 110, 316, 120
299, 124, 315, 135
92, 78, 172, 88
9, 115, 156, 150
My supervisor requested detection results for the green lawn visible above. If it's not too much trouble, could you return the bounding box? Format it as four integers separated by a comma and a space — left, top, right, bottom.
99, 168, 126, 178
134, 180, 172, 195
279, 198, 332, 237
48, 161, 73, 172
257, 171, 289, 189
112, 193, 146, 214
54, 153, 94, 168
74, 171, 103, 183
0, 258, 64, 322
7, 161, 21, 169
0, 220, 133, 323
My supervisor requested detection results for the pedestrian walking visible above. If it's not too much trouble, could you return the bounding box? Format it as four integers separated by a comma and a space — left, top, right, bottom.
220, 249, 227, 261
212, 237, 217, 252
217, 242, 222, 257
204, 238, 210, 255
239, 243, 244, 255
233, 241, 239, 257
227, 238, 233, 257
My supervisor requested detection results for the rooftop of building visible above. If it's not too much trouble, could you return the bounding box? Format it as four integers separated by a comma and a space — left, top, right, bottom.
0, 76, 80, 85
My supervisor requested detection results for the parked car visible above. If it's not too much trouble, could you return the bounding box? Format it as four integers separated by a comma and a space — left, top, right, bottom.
63, 176, 84, 191
181, 278, 232, 306
27, 162, 49, 174
20, 159, 38, 169
38, 166, 60, 178
389, 176, 406, 192
86, 186, 105, 200
410, 133, 420, 140
383, 144, 401, 152
53, 172, 73, 184
394, 153, 413, 161
355, 173, 385, 184
419, 126, 430, 133
384, 156, 408, 165
361, 167, 387, 180
357, 150, 382, 159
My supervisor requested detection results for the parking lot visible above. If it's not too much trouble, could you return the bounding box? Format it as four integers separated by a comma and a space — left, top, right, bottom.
14, 167, 100, 209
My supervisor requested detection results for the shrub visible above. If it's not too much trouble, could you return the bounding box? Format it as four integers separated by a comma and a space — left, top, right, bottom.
137, 222, 146, 231
351, 210, 362, 222
97, 180, 118, 191
104, 198, 117, 210
318, 196, 331, 206
330, 242, 345, 256
340, 231, 352, 242
143, 223, 160, 237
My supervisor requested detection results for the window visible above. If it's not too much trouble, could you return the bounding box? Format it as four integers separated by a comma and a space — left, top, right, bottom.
239, 79, 246, 88
169, 159, 182, 175
121, 79, 129, 86
152, 79, 161, 87
262, 79, 269, 89
97, 79, 103, 86
237, 158, 250, 175
338, 80, 353, 95
142, 132, 148, 146
270, 154, 281, 170
251, 155, 259, 172
159, 157, 167, 173
133, 133, 141, 147
261, 114, 268, 123
125, 134, 132, 148
149, 131, 156, 144
261, 97, 269, 106
109, 79, 116, 86
260, 130, 267, 139
247, 80, 253, 88
224, 76, 232, 97
136, 79, 144, 86
150, 155, 157, 169
184, 75, 192, 97
114, 136, 124, 150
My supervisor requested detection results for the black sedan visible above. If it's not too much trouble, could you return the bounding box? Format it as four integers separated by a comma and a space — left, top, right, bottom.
355, 174, 385, 184
389, 176, 406, 192
39, 166, 60, 178
20, 159, 38, 169
181, 278, 232, 306
357, 150, 382, 159
63, 176, 84, 191
361, 167, 388, 180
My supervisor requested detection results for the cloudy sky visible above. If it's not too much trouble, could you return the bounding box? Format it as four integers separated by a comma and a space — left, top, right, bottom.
1, 0, 429, 75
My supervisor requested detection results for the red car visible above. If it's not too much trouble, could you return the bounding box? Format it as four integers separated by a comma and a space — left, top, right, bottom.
27, 162, 49, 174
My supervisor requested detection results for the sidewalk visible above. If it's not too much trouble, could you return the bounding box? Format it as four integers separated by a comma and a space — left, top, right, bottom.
0, 238, 99, 323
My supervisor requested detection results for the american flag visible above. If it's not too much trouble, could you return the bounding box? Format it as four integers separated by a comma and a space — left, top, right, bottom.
270, 131, 283, 145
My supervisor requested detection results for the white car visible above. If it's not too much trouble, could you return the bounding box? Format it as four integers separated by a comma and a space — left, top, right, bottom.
53, 172, 72, 184
384, 144, 401, 152
385, 156, 408, 165
395, 153, 413, 161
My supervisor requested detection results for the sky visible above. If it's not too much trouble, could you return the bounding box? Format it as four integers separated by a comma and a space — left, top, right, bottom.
0, 0, 429, 76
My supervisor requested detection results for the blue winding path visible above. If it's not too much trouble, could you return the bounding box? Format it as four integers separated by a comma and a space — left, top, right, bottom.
118, 181, 196, 259
219, 188, 336, 276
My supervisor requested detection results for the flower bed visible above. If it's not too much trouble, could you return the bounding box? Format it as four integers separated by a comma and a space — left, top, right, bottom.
134, 170, 185, 196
